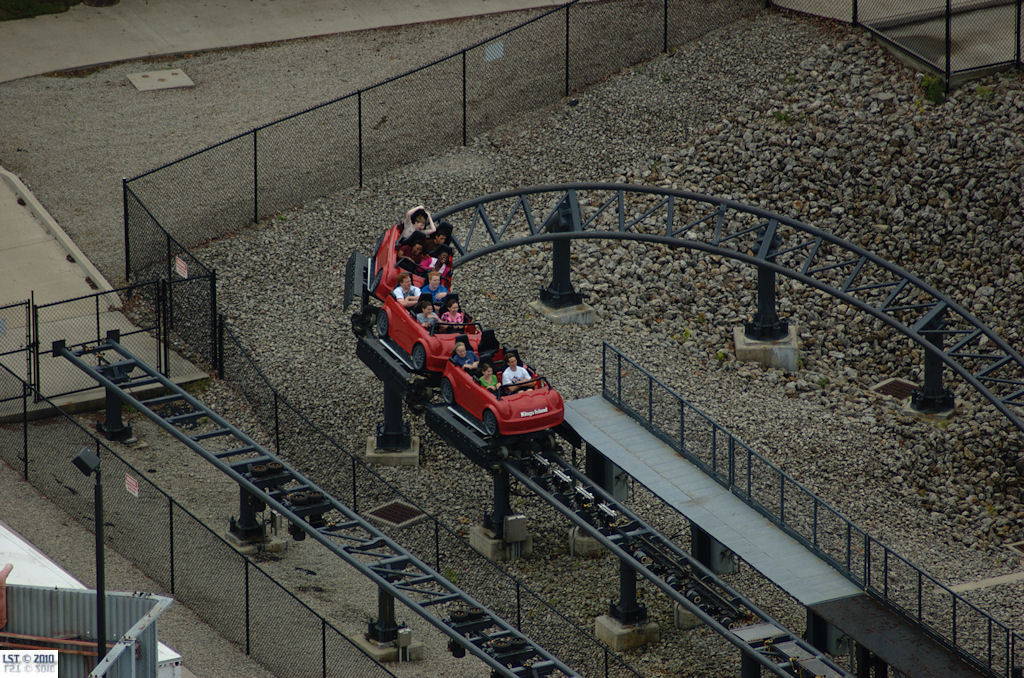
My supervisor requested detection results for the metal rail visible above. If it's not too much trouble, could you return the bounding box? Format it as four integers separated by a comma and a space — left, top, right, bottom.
433, 183, 1024, 446
54, 335, 578, 678
424, 404, 852, 678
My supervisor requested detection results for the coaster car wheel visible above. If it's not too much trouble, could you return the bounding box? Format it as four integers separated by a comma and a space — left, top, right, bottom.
482, 409, 499, 437
411, 343, 427, 371
441, 378, 456, 405
375, 309, 389, 338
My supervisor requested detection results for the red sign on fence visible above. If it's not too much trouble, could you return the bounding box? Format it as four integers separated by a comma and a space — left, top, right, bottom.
125, 473, 139, 498
175, 256, 188, 279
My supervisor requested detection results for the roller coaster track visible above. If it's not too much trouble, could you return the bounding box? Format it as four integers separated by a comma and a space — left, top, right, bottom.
433, 183, 1024, 445
53, 335, 578, 678
423, 399, 851, 678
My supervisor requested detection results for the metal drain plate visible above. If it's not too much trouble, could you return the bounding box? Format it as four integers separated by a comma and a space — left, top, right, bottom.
367, 500, 425, 528
871, 378, 917, 400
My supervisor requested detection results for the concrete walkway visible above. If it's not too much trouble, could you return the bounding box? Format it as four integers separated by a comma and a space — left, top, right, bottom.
0, 167, 204, 417
0, 0, 561, 83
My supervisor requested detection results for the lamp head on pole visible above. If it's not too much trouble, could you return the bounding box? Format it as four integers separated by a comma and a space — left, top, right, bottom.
72, 447, 100, 477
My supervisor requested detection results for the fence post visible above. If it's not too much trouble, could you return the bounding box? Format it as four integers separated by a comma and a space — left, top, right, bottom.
273, 391, 280, 453
616, 352, 621, 403
321, 618, 327, 678
122, 178, 131, 282
31, 292, 40, 402
351, 456, 357, 511
21, 381, 28, 480
252, 130, 259, 224
944, 0, 952, 90
461, 51, 467, 146
852, 0, 858, 25
679, 400, 685, 455
161, 281, 171, 377
663, 0, 668, 52
516, 581, 522, 630
357, 91, 364, 188
245, 558, 251, 655
1017, 0, 1022, 67
210, 269, 218, 373
216, 314, 225, 381
647, 377, 653, 425
779, 472, 785, 523
168, 497, 175, 594
156, 280, 165, 375
564, 5, 570, 97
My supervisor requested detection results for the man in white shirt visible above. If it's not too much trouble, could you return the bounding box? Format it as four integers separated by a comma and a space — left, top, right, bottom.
392, 272, 420, 309
501, 353, 532, 393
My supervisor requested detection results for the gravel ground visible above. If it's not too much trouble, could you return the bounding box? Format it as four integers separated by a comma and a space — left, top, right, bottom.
4, 4, 1024, 678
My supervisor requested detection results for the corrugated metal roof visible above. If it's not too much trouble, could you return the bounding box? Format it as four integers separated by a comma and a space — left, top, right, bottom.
4, 584, 169, 678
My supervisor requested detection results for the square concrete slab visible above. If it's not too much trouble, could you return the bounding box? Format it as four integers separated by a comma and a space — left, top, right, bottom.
127, 69, 194, 91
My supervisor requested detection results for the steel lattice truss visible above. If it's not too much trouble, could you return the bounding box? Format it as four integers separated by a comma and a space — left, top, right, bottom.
55, 337, 578, 678
425, 404, 850, 678
435, 183, 1024, 440
511, 452, 851, 678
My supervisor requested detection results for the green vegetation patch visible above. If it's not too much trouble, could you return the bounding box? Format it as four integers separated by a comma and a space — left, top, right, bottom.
0, 1, 81, 21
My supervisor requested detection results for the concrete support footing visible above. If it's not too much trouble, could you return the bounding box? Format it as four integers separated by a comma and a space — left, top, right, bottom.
568, 526, 604, 558
365, 435, 420, 466
902, 400, 957, 422
673, 603, 700, 630
733, 324, 800, 372
224, 533, 288, 555
594, 614, 659, 651
528, 300, 596, 326
354, 635, 425, 663
469, 525, 533, 561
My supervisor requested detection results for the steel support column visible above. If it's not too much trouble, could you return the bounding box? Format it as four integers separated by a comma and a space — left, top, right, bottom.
377, 381, 412, 449
368, 585, 401, 643
485, 468, 513, 538
539, 197, 582, 309
230, 487, 265, 542
609, 557, 647, 625
912, 309, 954, 413
745, 227, 788, 341
96, 330, 133, 442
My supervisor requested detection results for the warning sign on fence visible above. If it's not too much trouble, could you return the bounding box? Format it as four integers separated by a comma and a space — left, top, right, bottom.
175, 255, 188, 279
125, 473, 139, 497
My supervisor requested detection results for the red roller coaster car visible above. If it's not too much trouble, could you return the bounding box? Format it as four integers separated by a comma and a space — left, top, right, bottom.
375, 295, 484, 373
368, 224, 437, 303
440, 358, 565, 437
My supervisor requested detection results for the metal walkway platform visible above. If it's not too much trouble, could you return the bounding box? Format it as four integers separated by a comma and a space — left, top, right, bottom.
565, 395, 862, 607
565, 395, 987, 678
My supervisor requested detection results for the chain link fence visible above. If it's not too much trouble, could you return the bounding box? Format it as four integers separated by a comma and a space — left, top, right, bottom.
771, 0, 1023, 83
0, 278, 215, 404
0, 363, 397, 678
217, 321, 642, 677
600, 342, 1024, 678
122, 0, 763, 281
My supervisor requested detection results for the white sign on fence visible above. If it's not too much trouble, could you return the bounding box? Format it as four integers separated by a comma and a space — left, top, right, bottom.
125, 473, 139, 498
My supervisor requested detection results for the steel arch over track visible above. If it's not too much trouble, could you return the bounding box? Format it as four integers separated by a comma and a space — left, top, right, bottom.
435, 183, 1024, 442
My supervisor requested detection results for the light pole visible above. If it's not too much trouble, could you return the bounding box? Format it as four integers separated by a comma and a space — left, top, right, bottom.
72, 446, 106, 668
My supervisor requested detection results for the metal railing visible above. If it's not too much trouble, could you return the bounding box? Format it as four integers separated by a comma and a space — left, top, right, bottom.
600, 341, 1024, 678
121, 0, 761, 281
0, 277, 216, 405
770, 0, 1023, 84
216, 321, 642, 677
0, 364, 396, 678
